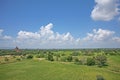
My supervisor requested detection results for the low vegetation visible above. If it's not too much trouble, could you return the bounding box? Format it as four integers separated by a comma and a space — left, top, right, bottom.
0, 48, 120, 80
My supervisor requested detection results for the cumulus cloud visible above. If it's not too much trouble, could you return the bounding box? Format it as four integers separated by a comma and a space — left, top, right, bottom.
17, 31, 40, 39
0, 23, 120, 48
83, 28, 115, 41
15, 23, 78, 48
91, 0, 120, 21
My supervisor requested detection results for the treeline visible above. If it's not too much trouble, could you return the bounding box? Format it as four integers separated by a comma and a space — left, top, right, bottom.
0, 48, 120, 56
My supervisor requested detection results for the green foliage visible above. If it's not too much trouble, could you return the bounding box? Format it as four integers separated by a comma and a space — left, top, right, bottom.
26, 54, 33, 59
67, 56, 73, 62
71, 51, 80, 56
60, 56, 67, 62
74, 57, 79, 62
96, 75, 105, 80
35, 53, 44, 58
20, 55, 25, 59
0, 49, 120, 80
61, 53, 65, 56
16, 58, 21, 61
4, 57, 9, 61
35, 54, 41, 58
86, 57, 95, 66
74, 57, 83, 65
47, 52, 54, 61
95, 54, 107, 67
12, 55, 16, 58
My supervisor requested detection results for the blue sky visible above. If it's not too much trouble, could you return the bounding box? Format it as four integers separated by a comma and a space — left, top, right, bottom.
0, 0, 120, 49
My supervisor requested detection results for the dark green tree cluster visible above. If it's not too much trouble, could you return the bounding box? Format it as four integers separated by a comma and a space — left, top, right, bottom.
47, 52, 54, 61
95, 54, 107, 67
26, 54, 33, 59
86, 57, 95, 66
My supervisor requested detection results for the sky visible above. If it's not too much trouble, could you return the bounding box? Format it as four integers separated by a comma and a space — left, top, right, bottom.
0, 0, 120, 49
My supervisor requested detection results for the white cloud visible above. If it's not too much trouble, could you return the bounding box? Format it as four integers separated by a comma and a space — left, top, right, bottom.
0, 29, 13, 48
83, 28, 115, 41
1, 24, 120, 48
15, 23, 78, 48
91, 0, 120, 21
40, 23, 54, 36
3, 35, 12, 40
112, 37, 120, 42
0, 29, 3, 36
0, 29, 12, 40
17, 31, 40, 39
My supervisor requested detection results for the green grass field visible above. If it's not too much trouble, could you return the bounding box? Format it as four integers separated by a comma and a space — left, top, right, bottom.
0, 55, 120, 80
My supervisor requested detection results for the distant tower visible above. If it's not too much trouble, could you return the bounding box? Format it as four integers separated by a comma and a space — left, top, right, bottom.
15, 46, 20, 52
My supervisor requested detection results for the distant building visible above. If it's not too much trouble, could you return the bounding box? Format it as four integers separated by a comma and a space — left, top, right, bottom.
15, 46, 20, 52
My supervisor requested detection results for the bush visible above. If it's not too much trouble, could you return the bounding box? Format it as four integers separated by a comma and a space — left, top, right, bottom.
74, 57, 83, 65
60, 56, 67, 62
95, 54, 107, 67
4, 57, 9, 61
36, 53, 45, 58
16, 58, 21, 61
47, 53, 54, 61
20, 55, 25, 59
12, 55, 16, 58
74, 57, 79, 62
67, 56, 73, 62
86, 57, 95, 66
35, 54, 41, 58
61, 53, 65, 56
96, 75, 105, 80
71, 51, 80, 56
40, 53, 45, 58
26, 54, 33, 59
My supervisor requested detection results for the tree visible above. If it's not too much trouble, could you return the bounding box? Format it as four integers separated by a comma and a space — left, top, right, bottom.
74, 57, 83, 65
55, 54, 60, 61
95, 54, 107, 67
86, 57, 95, 66
67, 56, 73, 62
47, 52, 54, 61
26, 54, 33, 59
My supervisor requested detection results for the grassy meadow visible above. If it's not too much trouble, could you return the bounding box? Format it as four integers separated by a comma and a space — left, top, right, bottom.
0, 49, 120, 80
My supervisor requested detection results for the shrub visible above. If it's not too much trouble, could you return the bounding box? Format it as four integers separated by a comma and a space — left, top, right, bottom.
47, 53, 54, 61
4, 57, 9, 61
36, 54, 45, 58
35, 54, 41, 58
26, 54, 33, 59
96, 75, 105, 80
20, 55, 25, 59
74, 57, 79, 62
95, 54, 107, 67
12, 55, 16, 58
86, 57, 95, 66
74, 57, 83, 65
67, 56, 73, 62
40, 53, 45, 58
71, 51, 80, 56
60, 56, 67, 62
16, 58, 21, 61
61, 53, 65, 56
